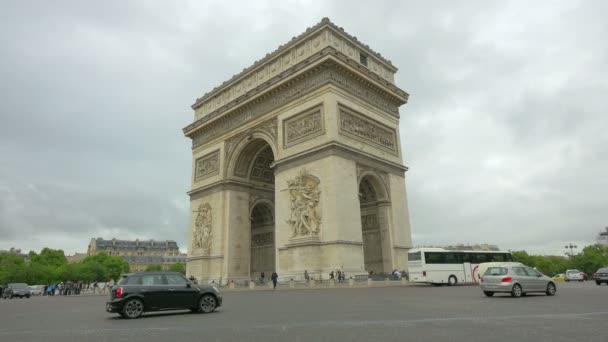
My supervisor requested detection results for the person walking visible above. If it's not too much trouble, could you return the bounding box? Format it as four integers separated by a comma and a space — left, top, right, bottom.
304, 270, 310, 284
260, 272, 265, 284
271, 272, 278, 290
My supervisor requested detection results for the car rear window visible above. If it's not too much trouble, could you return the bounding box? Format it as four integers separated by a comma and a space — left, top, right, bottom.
484, 267, 508, 276
11, 283, 28, 289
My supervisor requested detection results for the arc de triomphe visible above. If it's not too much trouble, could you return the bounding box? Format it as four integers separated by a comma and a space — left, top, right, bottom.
183, 18, 413, 282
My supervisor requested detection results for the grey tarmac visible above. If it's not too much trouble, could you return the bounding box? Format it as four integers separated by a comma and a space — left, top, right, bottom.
0, 281, 606, 342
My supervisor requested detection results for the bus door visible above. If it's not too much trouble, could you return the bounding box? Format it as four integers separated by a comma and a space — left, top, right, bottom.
463, 262, 472, 283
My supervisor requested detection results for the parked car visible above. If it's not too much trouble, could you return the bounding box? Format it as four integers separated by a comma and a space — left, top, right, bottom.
29, 285, 44, 296
106, 272, 222, 319
565, 269, 585, 282
1, 283, 31, 299
552, 274, 565, 282
593, 267, 608, 285
480, 265, 556, 297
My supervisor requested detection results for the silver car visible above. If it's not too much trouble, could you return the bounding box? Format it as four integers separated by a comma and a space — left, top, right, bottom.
480, 265, 557, 297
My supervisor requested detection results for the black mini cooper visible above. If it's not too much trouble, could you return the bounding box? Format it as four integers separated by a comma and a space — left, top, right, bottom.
106, 272, 222, 319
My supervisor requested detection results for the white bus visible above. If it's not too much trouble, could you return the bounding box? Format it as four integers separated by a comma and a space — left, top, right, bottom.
408, 247, 513, 285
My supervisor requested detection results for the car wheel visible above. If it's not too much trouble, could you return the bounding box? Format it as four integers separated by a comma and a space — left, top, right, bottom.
198, 294, 217, 313
596, 281, 601, 285
122, 299, 144, 319
511, 284, 522, 298
546, 283, 556, 296
448, 275, 457, 286
565, 279, 569, 282
483, 291, 494, 297
26, 295, 30, 299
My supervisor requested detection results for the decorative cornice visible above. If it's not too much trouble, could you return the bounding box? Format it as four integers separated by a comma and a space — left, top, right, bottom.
272, 141, 408, 176
184, 55, 407, 146
191, 18, 398, 113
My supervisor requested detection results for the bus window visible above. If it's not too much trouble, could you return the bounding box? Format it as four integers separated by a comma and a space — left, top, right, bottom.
424, 252, 445, 264
408, 252, 421, 261
445, 252, 460, 264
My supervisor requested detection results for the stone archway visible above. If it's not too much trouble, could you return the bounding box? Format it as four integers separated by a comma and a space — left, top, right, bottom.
250, 201, 275, 280
229, 138, 276, 281
358, 173, 390, 275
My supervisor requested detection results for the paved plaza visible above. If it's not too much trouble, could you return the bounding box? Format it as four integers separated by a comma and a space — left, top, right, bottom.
1, 282, 607, 342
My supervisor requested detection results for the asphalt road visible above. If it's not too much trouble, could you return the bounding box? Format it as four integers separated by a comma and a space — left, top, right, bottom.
1, 282, 607, 342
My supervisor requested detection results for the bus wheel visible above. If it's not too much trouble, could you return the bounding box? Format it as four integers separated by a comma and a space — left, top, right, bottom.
448, 275, 457, 286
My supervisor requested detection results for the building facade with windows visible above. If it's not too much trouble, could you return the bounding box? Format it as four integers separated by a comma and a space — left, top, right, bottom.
87, 238, 186, 271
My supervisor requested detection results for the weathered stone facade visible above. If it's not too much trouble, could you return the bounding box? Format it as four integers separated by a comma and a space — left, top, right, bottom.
184, 18, 413, 283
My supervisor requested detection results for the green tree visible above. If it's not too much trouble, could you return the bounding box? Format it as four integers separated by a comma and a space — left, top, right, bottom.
103, 257, 130, 282
573, 244, 608, 275
145, 264, 163, 272
29, 248, 67, 268
168, 263, 186, 274
0, 253, 27, 284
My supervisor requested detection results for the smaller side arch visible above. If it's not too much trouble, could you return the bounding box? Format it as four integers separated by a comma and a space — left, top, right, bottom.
225, 132, 278, 179
358, 170, 390, 203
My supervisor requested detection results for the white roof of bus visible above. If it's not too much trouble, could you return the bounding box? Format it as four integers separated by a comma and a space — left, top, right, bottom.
408, 248, 510, 253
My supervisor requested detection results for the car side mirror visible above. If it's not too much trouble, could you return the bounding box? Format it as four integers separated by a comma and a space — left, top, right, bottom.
537, 274, 542, 277
186, 283, 191, 288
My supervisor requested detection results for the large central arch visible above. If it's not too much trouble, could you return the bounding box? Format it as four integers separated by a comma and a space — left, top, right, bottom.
230, 137, 276, 281
358, 171, 391, 275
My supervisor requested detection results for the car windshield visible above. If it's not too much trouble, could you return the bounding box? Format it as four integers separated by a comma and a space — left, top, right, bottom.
11, 283, 28, 289
484, 267, 508, 276
598, 268, 608, 273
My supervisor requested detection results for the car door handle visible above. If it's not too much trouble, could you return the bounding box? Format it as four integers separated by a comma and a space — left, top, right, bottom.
168, 288, 175, 291
140, 289, 148, 292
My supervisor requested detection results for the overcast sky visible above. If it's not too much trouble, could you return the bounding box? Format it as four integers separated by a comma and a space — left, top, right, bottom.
1, 0, 606, 256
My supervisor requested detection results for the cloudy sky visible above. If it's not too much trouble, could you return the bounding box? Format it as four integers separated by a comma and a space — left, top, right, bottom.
1, 0, 606, 256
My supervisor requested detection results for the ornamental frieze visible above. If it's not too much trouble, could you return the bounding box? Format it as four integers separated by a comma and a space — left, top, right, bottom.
339, 107, 397, 154
283, 106, 324, 148
194, 150, 220, 181
191, 64, 400, 149
251, 232, 274, 247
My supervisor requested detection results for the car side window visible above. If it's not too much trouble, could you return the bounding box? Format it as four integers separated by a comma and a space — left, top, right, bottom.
141, 275, 166, 285
513, 267, 527, 276
524, 268, 540, 277
126, 276, 142, 285
166, 275, 188, 285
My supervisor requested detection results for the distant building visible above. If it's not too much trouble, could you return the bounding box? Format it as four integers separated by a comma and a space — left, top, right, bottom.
66, 253, 87, 263
598, 227, 608, 246
0, 247, 29, 262
87, 238, 186, 272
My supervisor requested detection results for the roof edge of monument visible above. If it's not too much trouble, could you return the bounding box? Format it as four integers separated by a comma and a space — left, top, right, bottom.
191, 17, 398, 110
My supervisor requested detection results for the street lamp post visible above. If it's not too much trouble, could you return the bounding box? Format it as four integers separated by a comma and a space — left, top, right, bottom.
564, 243, 578, 258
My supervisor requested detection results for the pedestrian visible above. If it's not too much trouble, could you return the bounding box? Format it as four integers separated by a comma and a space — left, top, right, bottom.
271, 271, 278, 290
260, 272, 265, 284
93, 281, 98, 294
304, 270, 310, 284
329, 270, 334, 280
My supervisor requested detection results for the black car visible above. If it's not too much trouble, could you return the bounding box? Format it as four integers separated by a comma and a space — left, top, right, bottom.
1, 283, 31, 299
106, 272, 222, 319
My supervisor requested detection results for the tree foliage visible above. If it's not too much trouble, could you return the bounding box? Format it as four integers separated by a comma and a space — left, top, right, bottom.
145, 264, 163, 272
168, 262, 186, 274
511, 244, 608, 276
0, 251, 131, 285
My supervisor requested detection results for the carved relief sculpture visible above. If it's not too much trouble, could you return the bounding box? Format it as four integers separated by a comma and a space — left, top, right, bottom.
192, 203, 213, 255
195, 150, 220, 181
339, 107, 397, 154
285, 169, 322, 238
283, 106, 324, 148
